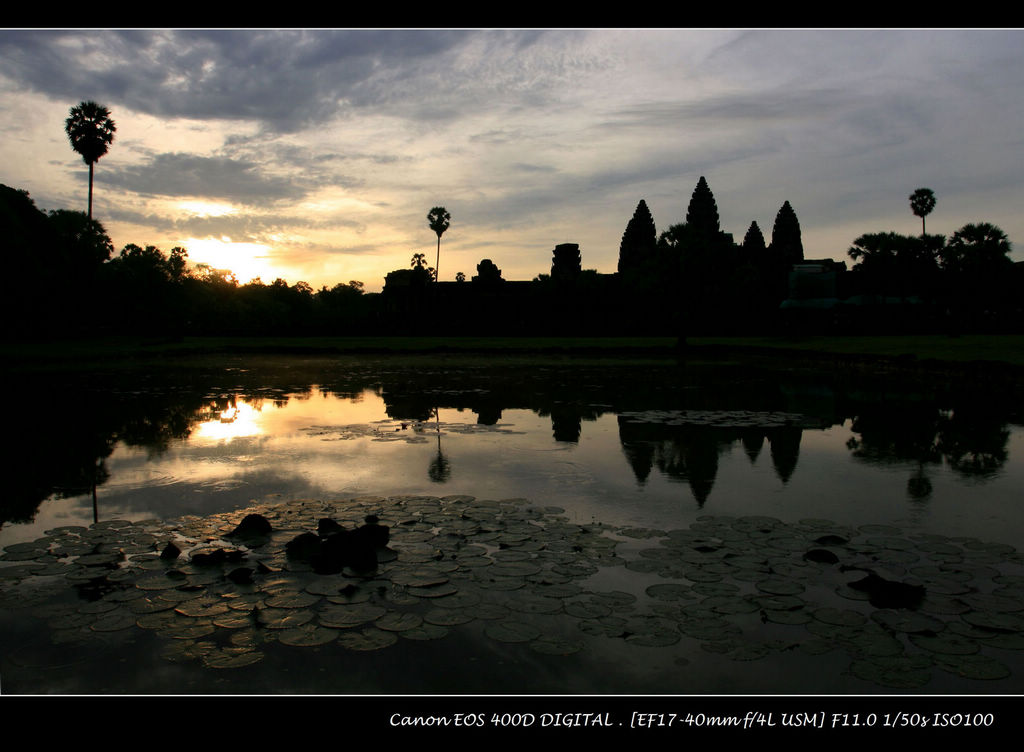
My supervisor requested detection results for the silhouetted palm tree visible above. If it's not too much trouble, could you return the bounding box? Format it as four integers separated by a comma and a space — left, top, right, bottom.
909, 188, 936, 236
65, 101, 116, 220
427, 206, 450, 280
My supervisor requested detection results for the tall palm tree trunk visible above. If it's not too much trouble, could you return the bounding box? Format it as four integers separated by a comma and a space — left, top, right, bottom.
88, 162, 94, 220
435, 236, 440, 281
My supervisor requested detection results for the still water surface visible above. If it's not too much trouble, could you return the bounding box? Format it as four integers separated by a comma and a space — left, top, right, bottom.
1, 354, 1022, 694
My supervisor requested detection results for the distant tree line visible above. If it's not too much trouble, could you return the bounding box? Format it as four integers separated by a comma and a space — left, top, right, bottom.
612, 178, 1022, 335
1, 184, 377, 338
3, 175, 1021, 340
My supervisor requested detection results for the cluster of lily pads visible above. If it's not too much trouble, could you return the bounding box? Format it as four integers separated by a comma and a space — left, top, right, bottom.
301, 420, 524, 444
1, 494, 1022, 690
617, 409, 819, 429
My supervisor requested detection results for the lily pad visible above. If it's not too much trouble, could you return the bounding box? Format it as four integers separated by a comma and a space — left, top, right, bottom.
932, 653, 1012, 680
375, 611, 423, 632
908, 633, 980, 655
849, 656, 932, 689
258, 608, 316, 629
319, 603, 387, 628
202, 649, 265, 668
400, 624, 450, 641
278, 624, 338, 647
89, 610, 137, 632
337, 627, 398, 651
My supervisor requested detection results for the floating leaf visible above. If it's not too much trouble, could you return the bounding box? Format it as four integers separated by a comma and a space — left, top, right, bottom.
908, 633, 980, 655
871, 609, 944, 634
319, 603, 387, 628
265, 591, 321, 609
278, 624, 338, 647
375, 611, 423, 632
202, 649, 264, 668
813, 607, 867, 627
337, 627, 398, 651
175, 601, 230, 618
89, 610, 137, 632
406, 583, 459, 599
258, 608, 315, 629
849, 656, 932, 689
400, 624, 450, 641
933, 653, 1012, 680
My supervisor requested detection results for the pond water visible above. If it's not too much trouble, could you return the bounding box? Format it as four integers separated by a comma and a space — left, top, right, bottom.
1, 353, 1022, 695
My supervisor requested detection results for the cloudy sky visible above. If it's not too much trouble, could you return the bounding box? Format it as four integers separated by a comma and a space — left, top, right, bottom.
1, 29, 1022, 292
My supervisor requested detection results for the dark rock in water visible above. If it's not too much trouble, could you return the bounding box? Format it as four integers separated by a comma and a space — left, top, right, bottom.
314, 530, 353, 574
226, 514, 273, 541
843, 567, 926, 609
286, 532, 322, 561
192, 549, 229, 566
318, 518, 345, 537
803, 548, 840, 565
227, 567, 255, 585
160, 542, 181, 560
357, 521, 390, 549
306, 522, 391, 575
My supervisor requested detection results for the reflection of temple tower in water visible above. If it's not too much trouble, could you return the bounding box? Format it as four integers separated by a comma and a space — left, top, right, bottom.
617, 416, 804, 506
766, 426, 801, 484
550, 403, 583, 443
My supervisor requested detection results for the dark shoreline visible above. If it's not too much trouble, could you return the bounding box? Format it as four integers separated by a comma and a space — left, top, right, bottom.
3, 335, 1024, 390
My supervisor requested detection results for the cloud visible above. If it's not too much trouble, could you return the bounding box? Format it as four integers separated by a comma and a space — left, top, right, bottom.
0, 30, 552, 133
102, 152, 312, 204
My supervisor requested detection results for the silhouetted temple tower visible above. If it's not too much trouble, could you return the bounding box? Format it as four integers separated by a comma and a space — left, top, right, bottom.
551, 243, 582, 284
618, 200, 658, 274
770, 200, 804, 267
686, 176, 721, 242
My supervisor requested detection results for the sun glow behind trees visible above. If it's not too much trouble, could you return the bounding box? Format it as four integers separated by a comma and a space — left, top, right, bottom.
184, 237, 275, 284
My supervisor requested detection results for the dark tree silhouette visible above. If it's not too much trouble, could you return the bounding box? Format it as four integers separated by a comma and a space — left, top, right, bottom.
909, 188, 936, 236
427, 206, 450, 280
47, 209, 114, 270
939, 222, 1012, 274
618, 199, 658, 274
65, 101, 116, 220
847, 231, 941, 301
770, 200, 803, 267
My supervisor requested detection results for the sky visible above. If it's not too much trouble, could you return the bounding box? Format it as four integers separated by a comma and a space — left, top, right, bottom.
1, 28, 1022, 293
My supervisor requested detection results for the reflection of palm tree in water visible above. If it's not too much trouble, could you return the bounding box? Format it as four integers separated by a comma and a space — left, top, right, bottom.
907, 463, 933, 500
428, 407, 451, 483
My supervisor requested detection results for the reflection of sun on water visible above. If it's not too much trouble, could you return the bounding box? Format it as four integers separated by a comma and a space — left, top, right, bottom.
194, 400, 264, 443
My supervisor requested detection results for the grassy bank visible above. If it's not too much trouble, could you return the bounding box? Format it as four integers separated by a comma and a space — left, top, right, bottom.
693, 334, 1024, 368
2, 333, 1023, 371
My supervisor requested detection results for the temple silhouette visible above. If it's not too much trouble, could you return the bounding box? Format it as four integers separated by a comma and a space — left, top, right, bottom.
381, 177, 855, 336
